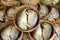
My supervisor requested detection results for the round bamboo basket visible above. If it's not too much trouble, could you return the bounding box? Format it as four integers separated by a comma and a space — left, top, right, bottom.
13, 5, 39, 32
38, 3, 52, 19
0, 0, 60, 40
41, 7, 60, 22
0, 21, 23, 40
28, 19, 55, 40
5, 7, 16, 21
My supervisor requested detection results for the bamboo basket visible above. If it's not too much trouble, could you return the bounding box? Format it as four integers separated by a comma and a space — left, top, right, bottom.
0, 0, 60, 40
13, 5, 39, 32
5, 7, 16, 21
38, 3, 52, 19
28, 19, 55, 40
0, 21, 23, 40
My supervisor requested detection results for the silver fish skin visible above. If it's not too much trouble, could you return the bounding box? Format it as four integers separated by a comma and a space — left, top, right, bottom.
1, 25, 19, 40
33, 24, 43, 40
39, 5, 49, 18
42, 23, 52, 40
0, 10, 4, 21
17, 8, 27, 30
17, 8, 38, 30
7, 7, 15, 18
48, 8, 59, 21
28, 10, 38, 28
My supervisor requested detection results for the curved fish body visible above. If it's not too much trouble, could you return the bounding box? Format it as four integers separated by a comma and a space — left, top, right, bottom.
42, 23, 52, 40
0, 10, 4, 21
33, 22, 52, 40
48, 8, 59, 21
33, 24, 43, 40
39, 5, 49, 18
1, 25, 19, 40
7, 7, 15, 18
17, 8, 38, 30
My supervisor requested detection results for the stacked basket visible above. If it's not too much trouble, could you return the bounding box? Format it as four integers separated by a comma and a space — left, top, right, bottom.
0, 0, 60, 40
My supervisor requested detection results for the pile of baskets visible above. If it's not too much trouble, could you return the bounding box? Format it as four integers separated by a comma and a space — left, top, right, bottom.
0, 0, 60, 40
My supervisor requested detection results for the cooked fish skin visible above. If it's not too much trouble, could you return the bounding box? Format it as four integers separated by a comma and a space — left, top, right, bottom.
17, 9, 27, 30
0, 10, 4, 21
42, 23, 52, 40
33, 24, 43, 40
28, 10, 38, 28
33, 22, 52, 40
17, 8, 38, 30
39, 5, 49, 18
48, 8, 59, 21
1, 25, 19, 40
7, 7, 15, 18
